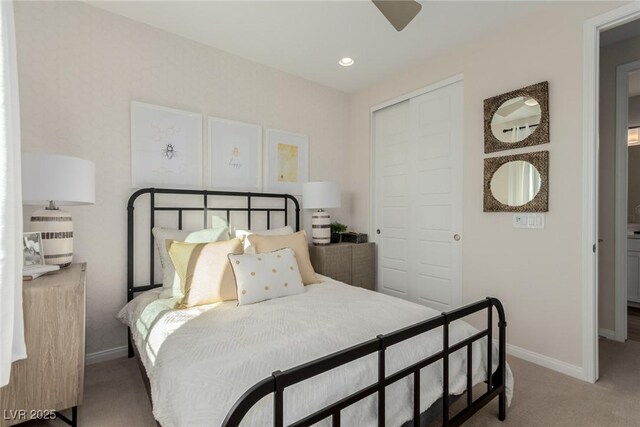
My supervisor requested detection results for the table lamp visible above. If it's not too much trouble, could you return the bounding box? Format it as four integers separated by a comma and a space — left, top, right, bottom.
22, 153, 95, 267
302, 181, 341, 245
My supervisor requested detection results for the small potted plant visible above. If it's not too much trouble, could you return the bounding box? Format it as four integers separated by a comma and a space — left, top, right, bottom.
330, 221, 347, 244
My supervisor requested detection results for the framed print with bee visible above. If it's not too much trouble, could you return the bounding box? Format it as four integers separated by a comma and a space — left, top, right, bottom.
208, 117, 262, 191
264, 128, 309, 195
131, 101, 203, 188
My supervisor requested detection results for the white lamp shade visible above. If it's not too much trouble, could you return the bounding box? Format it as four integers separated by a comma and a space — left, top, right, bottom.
302, 181, 341, 210
22, 153, 95, 206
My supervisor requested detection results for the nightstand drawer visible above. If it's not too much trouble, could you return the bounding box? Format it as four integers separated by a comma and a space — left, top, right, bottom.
309, 243, 375, 290
0, 263, 85, 427
351, 243, 375, 290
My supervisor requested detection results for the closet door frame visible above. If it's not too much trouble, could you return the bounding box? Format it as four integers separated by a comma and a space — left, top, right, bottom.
370, 74, 464, 306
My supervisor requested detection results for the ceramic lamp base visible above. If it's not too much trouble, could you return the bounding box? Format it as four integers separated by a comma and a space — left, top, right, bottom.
30, 208, 73, 267
311, 209, 331, 245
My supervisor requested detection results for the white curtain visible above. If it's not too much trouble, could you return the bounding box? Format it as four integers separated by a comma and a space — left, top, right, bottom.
0, 0, 25, 388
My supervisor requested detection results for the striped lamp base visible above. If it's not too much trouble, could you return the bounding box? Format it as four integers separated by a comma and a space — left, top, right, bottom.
311, 209, 331, 245
30, 208, 74, 267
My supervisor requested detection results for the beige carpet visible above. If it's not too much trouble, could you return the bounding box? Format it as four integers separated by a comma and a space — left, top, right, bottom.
22, 339, 640, 427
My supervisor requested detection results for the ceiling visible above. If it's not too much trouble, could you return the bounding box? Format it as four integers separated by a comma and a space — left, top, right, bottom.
89, 1, 542, 93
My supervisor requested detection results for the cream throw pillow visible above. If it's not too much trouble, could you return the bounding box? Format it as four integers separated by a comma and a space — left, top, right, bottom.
246, 231, 318, 285
229, 248, 305, 305
168, 238, 243, 309
235, 226, 294, 253
153, 224, 230, 298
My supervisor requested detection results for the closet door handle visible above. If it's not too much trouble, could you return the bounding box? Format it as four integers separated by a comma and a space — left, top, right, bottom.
376, 229, 381, 235
454, 234, 461, 241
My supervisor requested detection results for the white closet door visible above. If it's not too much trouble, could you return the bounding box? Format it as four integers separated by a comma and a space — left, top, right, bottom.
374, 81, 463, 311
374, 100, 411, 299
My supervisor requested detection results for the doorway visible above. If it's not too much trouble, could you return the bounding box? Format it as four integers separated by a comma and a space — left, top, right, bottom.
372, 78, 463, 312
584, 3, 640, 383
622, 65, 640, 341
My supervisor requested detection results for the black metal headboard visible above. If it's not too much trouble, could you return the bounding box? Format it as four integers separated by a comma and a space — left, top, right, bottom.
126, 188, 301, 303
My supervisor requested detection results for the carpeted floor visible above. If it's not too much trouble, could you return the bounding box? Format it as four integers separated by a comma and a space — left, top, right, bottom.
21, 339, 640, 427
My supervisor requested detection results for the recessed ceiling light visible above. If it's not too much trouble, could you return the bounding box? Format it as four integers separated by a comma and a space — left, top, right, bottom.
524, 98, 539, 107
339, 57, 354, 67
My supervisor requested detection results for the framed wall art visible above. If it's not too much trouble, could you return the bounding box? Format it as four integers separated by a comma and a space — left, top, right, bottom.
23, 231, 44, 267
131, 101, 203, 188
208, 117, 262, 191
265, 128, 309, 194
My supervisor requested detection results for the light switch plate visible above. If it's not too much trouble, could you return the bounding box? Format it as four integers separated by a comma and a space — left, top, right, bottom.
513, 213, 545, 229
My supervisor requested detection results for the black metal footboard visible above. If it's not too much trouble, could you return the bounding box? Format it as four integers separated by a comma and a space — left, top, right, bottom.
222, 297, 507, 427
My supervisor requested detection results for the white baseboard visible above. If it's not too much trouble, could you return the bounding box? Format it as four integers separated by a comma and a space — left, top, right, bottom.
494, 340, 584, 380
86, 345, 128, 365
598, 328, 616, 340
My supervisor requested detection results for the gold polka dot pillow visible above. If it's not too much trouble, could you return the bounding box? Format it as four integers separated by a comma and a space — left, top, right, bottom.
228, 248, 304, 305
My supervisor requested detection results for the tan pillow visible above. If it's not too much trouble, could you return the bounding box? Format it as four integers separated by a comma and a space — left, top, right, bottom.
168, 238, 243, 309
235, 226, 294, 253
246, 231, 318, 285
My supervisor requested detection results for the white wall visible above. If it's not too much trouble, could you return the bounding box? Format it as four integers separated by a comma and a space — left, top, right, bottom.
627, 96, 640, 222
598, 36, 640, 332
15, 1, 351, 356
630, 95, 640, 127
348, 2, 622, 369
628, 146, 640, 223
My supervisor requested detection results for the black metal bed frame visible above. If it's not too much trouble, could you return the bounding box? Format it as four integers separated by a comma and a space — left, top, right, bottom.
126, 187, 301, 356
126, 187, 507, 427
222, 298, 506, 427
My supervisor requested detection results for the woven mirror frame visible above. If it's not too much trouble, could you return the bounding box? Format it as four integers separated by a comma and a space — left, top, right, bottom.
484, 81, 550, 154
484, 151, 549, 213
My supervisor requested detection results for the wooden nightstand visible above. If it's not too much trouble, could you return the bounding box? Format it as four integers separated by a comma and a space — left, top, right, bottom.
309, 243, 376, 290
0, 263, 86, 427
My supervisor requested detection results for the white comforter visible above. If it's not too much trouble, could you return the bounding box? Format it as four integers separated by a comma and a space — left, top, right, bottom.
118, 276, 513, 427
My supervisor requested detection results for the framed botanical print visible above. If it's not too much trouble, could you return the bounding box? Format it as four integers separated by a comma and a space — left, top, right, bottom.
131, 101, 203, 188
264, 129, 309, 194
208, 117, 262, 191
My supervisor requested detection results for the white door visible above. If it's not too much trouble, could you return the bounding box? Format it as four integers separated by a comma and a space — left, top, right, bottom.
374, 81, 463, 311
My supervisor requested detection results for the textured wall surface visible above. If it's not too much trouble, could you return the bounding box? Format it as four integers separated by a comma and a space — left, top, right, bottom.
348, 2, 622, 368
15, 1, 350, 356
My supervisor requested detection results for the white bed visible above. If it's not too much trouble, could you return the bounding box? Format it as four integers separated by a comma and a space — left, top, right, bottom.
118, 275, 513, 427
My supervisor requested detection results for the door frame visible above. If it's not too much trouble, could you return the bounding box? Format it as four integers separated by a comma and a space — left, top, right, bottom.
582, 1, 640, 384
614, 60, 640, 343
369, 74, 464, 299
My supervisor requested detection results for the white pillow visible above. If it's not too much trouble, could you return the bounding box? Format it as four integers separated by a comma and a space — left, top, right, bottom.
228, 248, 304, 305
153, 224, 229, 298
235, 226, 293, 253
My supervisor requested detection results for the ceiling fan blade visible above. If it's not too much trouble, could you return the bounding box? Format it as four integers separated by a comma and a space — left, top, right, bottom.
372, 0, 422, 32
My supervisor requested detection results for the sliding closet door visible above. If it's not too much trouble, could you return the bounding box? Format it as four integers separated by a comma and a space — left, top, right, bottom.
374, 100, 412, 299
374, 81, 463, 311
